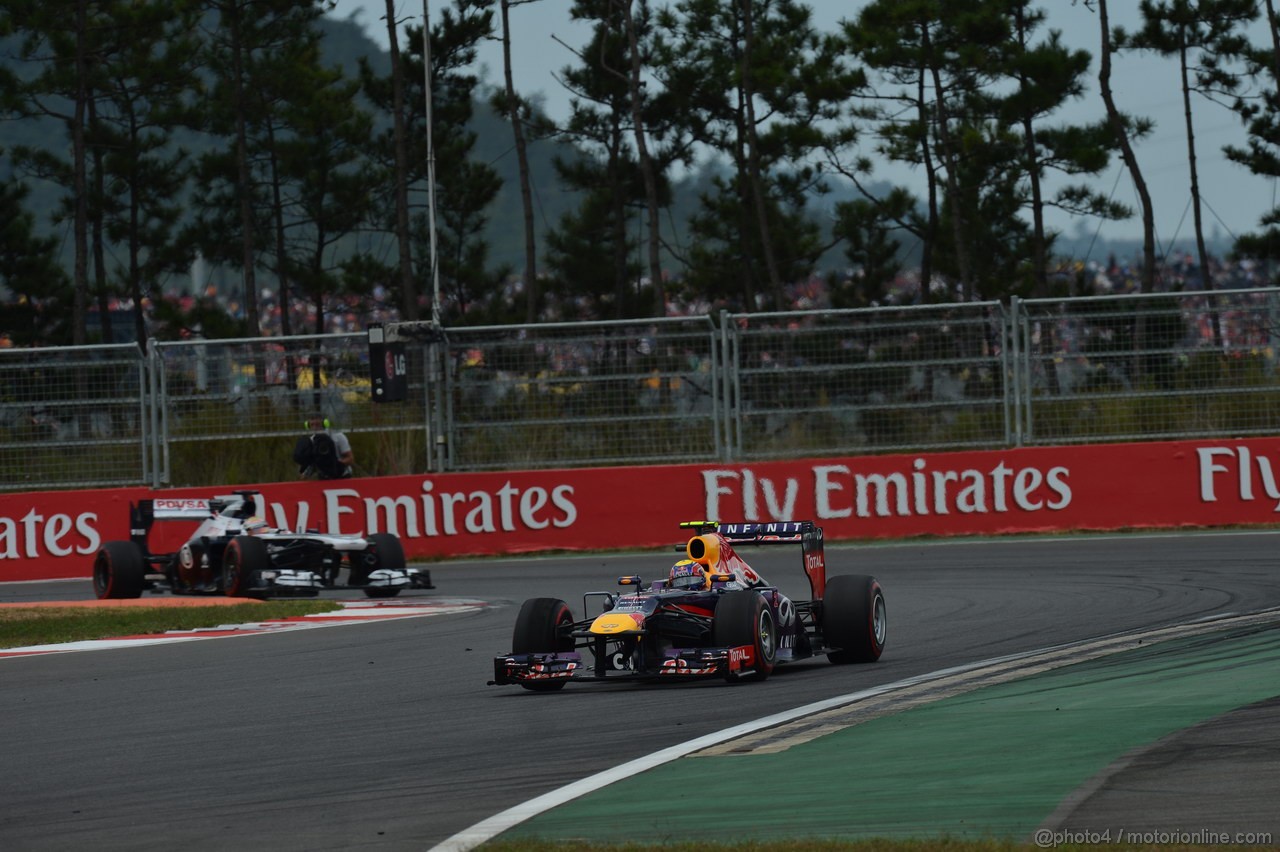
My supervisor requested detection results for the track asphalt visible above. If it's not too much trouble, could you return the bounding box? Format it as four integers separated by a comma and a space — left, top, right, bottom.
489, 620, 1280, 846
7, 583, 1277, 848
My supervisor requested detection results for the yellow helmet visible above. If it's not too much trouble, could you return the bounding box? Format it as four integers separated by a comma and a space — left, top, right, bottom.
668, 559, 710, 591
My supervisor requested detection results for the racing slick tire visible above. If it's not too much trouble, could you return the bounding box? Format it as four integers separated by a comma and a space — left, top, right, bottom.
713, 590, 777, 681
223, 536, 269, 597
362, 533, 405, 598
822, 574, 886, 664
511, 597, 575, 692
93, 541, 146, 599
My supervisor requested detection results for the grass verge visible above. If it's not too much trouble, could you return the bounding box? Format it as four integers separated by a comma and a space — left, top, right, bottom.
481, 842, 1272, 852
0, 600, 342, 649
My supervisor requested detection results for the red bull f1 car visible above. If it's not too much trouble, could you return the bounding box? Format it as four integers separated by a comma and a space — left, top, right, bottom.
92, 490, 432, 599
491, 520, 885, 690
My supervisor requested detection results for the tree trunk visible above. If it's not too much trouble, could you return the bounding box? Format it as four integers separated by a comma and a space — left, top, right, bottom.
228, 0, 261, 339
1266, 0, 1280, 81
1098, 0, 1154, 384
500, 0, 538, 323
923, 24, 974, 301
916, 61, 937, 305
267, 123, 294, 339
1179, 35, 1222, 348
1097, 0, 1156, 295
125, 113, 148, 347
89, 98, 114, 344
623, 0, 665, 318
71, 0, 89, 346
385, 0, 418, 321
1014, 5, 1048, 299
739, 0, 784, 310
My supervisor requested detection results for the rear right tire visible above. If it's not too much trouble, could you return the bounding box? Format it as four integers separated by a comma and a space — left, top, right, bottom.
822, 574, 886, 663
93, 541, 146, 599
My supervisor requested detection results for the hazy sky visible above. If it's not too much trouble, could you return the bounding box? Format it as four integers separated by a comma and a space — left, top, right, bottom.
329, 0, 1279, 248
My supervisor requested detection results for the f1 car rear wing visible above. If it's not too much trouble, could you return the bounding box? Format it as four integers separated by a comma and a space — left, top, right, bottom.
128, 498, 214, 549
150, 498, 216, 520
680, 520, 815, 542
679, 520, 827, 600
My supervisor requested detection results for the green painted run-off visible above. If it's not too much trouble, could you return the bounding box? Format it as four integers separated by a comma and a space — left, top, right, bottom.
503, 626, 1280, 843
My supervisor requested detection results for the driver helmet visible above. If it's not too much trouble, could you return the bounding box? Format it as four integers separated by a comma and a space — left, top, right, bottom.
669, 559, 709, 591
244, 516, 270, 536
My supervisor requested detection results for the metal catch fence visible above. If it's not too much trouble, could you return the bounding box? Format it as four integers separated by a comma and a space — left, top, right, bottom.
724, 304, 1010, 460
440, 317, 720, 471
0, 343, 150, 489
1013, 288, 1280, 445
4, 289, 1280, 492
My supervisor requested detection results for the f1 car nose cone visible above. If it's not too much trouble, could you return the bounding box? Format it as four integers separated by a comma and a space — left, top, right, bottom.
589, 612, 644, 634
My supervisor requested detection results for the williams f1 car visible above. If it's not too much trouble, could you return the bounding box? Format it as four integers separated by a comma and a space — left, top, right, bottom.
92, 490, 433, 599
491, 520, 885, 690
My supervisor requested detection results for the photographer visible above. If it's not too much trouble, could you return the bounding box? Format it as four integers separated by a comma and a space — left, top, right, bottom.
293, 415, 354, 479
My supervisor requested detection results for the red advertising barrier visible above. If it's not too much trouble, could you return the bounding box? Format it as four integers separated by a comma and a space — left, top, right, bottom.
3, 437, 1279, 582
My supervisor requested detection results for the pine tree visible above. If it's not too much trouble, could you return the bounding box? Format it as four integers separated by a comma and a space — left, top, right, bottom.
493, 0, 547, 323
360, 0, 499, 322
546, 0, 649, 319
1119, 0, 1256, 322
194, 0, 330, 339
1092, 0, 1159, 294
999, 0, 1131, 298
1, 0, 117, 344
90, 0, 205, 346
0, 178, 70, 345
658, 0, 860, 311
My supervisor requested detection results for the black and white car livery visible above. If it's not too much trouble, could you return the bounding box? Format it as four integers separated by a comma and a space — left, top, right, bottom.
92, 490, 432, 599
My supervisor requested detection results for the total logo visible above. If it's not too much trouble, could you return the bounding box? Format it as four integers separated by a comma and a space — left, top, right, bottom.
659, 659, 716, 675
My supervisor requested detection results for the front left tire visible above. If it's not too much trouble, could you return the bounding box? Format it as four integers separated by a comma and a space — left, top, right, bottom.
361, 533, 406, 598
714, 590, 778, 681
223, 536, 268, 597
511, 597, 575, 692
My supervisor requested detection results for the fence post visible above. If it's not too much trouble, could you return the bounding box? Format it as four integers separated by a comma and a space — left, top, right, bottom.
1009, 296, 1023, 447
432, 333, 448, 472
145, 340, 162, 487
719, 309, 735, 462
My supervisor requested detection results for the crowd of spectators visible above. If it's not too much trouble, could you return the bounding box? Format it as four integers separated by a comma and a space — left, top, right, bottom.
4, 248, 1279, 352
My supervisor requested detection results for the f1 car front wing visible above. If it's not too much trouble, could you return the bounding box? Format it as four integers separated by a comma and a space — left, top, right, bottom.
490, 643, 758, 686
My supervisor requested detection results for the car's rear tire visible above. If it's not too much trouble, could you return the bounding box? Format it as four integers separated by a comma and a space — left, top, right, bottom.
93, 541, 145, 599
362, 533, 405, 598
714, 590, 777, 681
223, 536, 268, 597
511, 597, 574, 692
823, 574, 886, 663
